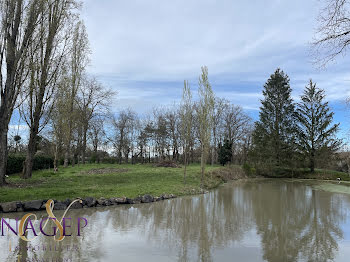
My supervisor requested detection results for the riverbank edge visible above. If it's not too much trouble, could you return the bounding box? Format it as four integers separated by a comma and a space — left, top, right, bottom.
0, 175, 233, 214
257, 167, 349, 181
3, 175, 346, 214
0, 165, 248, 214
0, 194, 182, 214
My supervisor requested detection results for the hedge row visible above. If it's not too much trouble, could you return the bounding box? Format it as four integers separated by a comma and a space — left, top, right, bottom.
7, 155, 54, 175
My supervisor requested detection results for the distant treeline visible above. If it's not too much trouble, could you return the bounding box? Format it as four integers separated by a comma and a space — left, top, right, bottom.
7, 68, 343, 179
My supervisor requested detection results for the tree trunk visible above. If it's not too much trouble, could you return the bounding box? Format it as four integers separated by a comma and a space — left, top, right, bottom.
22, 6, 59, 178
190, 146, 194, 164
118, 149, 122, 165
184, 146, 187, 184
125, 150, 129, 164
82, 126, 87, 164
72, 148, 76, 167
310, 150, 315, 173
22, 102, 42, 179
64, 150, 69, 168
231, 142, 235, 165
200, 144, 205, 189
22, 131, 37, 179
65, 88, 75, 167
149, 146, 151, 163
211, 131, 216, 166
54, 143, 58, 172
0, 123, 9, 186
81, 150, 85, 164
140, 146, 144, 164
22, 151, 34, 179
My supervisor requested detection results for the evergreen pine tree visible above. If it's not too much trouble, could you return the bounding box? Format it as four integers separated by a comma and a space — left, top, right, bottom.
295, 80, 340, 172
218, 139, 232, 166
252, 68, 295, 168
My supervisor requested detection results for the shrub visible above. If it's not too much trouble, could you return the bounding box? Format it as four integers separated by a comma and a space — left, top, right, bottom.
242, 163, 256, 176
6, 155, 54, 175
90, 153, 97, 163
210, 165, 246, 182
7, 155, 26, 174
101, 157, 117, 164
59, 158, 72, 166
32, 155, 54, 171
154, 160, 181, 168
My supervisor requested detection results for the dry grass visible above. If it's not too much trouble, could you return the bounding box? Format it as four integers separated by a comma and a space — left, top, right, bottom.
209, 165, 250, 182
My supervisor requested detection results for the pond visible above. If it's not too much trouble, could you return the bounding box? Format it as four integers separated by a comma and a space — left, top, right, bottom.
1, 179, 350, 262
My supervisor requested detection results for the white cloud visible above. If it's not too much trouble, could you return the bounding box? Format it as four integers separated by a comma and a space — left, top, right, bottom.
80, 0, 350, 118
81, 0, 318, 79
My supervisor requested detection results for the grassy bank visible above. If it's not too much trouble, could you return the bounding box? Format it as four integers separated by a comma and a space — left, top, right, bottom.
1, 163, 345, 203
261, 167, 349, 181
0, 163, 229, 203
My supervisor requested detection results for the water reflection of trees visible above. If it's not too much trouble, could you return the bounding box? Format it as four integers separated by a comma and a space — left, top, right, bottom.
248, 180, 347, 262
299, 190, 345, 262
2, 180, 349, 262
105, 183, 256, 261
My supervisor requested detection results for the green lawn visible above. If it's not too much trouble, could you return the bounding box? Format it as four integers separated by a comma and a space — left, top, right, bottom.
263, 166, 350, 180
300, 168, 350, 180
0, 163, 222, 203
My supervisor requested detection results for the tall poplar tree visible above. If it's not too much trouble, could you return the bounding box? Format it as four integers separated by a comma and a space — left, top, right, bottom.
295, 80, 340, 172
180, 80, 193, 184
0, 0, 43, 186
196, 66, 214, 188
21, 0, 78, 179
252, 68, 295, 168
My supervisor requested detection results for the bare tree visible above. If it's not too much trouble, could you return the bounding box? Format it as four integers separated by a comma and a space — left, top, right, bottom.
136, 117, 152, 164
165, 104, 180, 161
112, 109, 136, 164
89, 116, 106, 162
50, 75, 73, 170
180, 80, 193, 184
142, 115, 156, 163
63, 20, 89, 167
153, 108, 169, 161
211, 97, 226, 165
0, 0, 44, 185
129, 115, 140, 164
76, 76, 113, 164
20, 0, 78, 179
312, 0, 350, 66
196, 66, 214, 188
223, 104, 251, 164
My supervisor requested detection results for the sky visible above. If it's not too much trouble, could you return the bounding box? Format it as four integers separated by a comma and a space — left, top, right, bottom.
9, 0, 350, 142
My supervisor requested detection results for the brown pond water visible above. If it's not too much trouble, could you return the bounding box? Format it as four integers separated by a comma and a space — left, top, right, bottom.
1, 179, 350, 262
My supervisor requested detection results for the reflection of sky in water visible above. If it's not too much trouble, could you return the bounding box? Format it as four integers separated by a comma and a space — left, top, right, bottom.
341, 202, 350, 241
2, 179, 350, 261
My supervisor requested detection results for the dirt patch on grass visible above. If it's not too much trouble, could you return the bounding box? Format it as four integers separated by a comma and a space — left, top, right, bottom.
83, 168, 130, 175
154, 160, 182, 168
3, 180, 46, 189
2, 182, 24, 188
